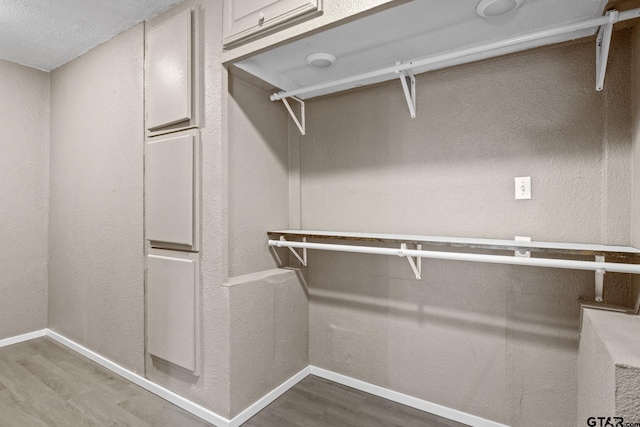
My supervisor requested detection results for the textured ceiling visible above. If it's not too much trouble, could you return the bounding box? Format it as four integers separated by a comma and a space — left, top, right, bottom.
0, 0, 182, 71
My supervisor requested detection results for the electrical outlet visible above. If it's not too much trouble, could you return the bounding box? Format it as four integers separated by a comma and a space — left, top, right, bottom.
515, 177, 531, 200
515, 236, 531, 257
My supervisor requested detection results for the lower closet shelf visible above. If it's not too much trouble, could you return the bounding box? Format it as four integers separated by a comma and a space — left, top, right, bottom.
267, 229, 640, 306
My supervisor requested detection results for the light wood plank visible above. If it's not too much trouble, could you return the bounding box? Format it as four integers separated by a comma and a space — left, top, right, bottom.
0, 338, 212, 427
15, 389, 100, 427
0, 402, 50, 427
17, 354, 93, 399
0, 355, 57, 403
68, 389, 151, 427
0, 381, 16, 406
0, 338, 466, 426
245, 376, 469, 427
118, 393, 212, 427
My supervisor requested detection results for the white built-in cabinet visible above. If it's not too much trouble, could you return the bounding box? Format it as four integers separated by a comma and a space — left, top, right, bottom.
145, 129, 199, 251
223, 0, 320, 46
144, 5, 201, 376
147, 249, 200, 374
146, 8, 199, 136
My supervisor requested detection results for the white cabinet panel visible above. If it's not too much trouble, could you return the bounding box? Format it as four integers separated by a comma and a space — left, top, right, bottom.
147, 250, 199, 373
146, 8, 192, 131
223, 0, 320, 46
145, 131, 196, 248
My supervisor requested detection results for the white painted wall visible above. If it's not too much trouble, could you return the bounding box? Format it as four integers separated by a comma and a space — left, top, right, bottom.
297, 33, 633, 426
0, 59, 50, 340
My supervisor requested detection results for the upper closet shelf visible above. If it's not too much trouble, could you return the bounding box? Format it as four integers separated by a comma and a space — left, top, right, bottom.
267, 230, 640, 305
234, 1, 640, 134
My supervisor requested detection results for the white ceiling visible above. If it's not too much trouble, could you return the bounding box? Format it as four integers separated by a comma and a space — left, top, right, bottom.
236, 0, 609, 99
0, 0, 182, 71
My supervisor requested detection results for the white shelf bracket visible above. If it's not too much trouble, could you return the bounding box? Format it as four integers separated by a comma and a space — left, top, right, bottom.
595, 10, 618, 91
399, 243, 422, 279
280, 236, 307, 266
595, 255, 605, 302
396, 65, 416, 119
282, 96, 306, 135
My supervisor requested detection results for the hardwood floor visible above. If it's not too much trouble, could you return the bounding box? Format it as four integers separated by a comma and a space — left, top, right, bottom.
0, 338, 468, 426
244, 375, 468, 427
0, 338, 209, 426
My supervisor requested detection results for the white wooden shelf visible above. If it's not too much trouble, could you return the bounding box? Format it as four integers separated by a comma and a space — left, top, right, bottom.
235, 3, 640, 135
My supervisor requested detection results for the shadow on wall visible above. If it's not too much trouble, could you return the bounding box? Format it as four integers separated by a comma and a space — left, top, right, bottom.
227, 73, 289, 169
311, 288, 580, 351
307, 249, 597, 352
301, 39, 607, 176
149, 355, 200, 385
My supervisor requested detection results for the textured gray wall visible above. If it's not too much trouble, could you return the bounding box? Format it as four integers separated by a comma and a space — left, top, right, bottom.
577, 309, 616, 424
227, 269, 308, 417
48, 24, 145, 373
0, 59, 50, 340
298, 33, 633, 426
632, 26, 640, 310
227, 74, 290, 277
578, 308, 640, 422
224, 60, 307, 419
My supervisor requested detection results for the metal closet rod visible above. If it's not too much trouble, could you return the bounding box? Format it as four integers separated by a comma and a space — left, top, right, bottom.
268, 239, 640, 275
270, 7, 640, 102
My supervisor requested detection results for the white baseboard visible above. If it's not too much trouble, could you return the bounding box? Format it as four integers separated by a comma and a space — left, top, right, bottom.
0, 329, 46, 348
46, 329, 231, 427
1, 330, 507, 427
310, 366, 510, 427
46, 329, 309, 427
228, 366, 310, 427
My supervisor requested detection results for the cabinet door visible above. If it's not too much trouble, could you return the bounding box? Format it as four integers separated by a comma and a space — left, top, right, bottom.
145, 132, 195, 248
146, 8, 192, 131
147, 250, 199, 373
223, 0, 320, 46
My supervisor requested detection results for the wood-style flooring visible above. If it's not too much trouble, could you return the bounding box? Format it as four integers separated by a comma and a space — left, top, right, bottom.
0, 337, 467, 426
245, 376, 467, 427
0, 337, 209, 427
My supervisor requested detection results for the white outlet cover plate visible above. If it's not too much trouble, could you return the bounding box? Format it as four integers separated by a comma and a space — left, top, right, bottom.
515, 176, 531, 200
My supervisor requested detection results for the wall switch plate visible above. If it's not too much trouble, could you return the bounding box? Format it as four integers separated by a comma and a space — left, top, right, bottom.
515, 176, 531, 200
515, 236, 531, 257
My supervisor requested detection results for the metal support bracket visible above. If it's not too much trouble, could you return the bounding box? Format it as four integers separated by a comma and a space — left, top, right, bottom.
595, 10, 618, 91
399, 243, 422, 279
280, 236, 307, 266
595, 255, 605, 302
396, 65, 416, 119
282, 96, 306, 135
